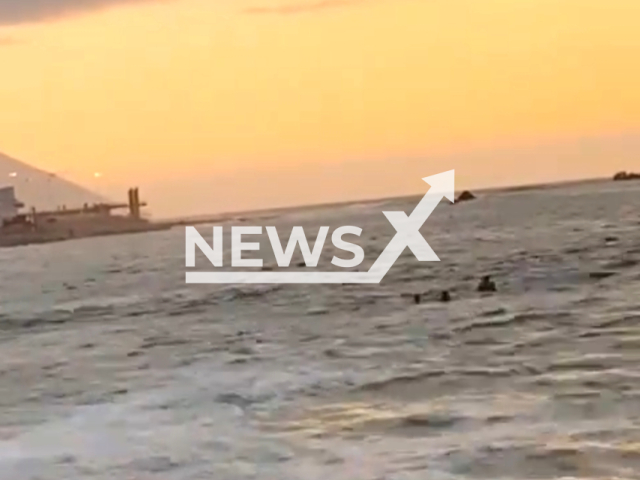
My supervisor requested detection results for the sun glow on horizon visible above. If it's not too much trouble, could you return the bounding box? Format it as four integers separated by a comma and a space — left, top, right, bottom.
0, 0, 639, 215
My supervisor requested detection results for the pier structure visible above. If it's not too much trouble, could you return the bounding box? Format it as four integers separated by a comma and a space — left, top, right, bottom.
0, 187, 170, 247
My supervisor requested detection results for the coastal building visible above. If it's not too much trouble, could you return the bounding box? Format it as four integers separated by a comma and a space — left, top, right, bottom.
0, 186, 24, 221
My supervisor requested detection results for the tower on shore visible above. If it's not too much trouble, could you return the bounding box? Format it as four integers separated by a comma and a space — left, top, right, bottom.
128, 187, 141, 219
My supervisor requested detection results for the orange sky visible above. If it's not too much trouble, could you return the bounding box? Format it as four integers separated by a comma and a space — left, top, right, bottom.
0, 0, 639, 216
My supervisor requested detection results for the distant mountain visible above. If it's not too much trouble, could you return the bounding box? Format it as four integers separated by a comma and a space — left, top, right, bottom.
0, 152, 103, 211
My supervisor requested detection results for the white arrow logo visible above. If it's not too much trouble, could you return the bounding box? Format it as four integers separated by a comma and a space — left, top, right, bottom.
186, 170, 455, 284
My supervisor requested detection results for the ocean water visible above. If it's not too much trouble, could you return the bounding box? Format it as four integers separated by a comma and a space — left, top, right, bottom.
1, 179, 639, 480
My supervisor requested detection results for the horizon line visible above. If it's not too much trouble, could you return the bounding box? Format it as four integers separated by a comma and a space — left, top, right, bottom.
162, 174, 612, 223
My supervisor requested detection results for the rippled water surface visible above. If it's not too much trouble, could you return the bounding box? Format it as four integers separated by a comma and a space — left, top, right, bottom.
1, 180, 640, 480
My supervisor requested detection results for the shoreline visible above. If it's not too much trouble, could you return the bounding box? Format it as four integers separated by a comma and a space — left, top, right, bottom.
161, 175, 614, 226
0, 221, 176, 249
1, 174, 635, 249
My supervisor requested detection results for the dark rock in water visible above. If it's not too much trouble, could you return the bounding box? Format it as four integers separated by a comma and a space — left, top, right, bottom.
589, 271, 616, 280
413, 293, 422, 304
456, 190, 476, 202
477, 275, 497, 292
440, 290, 451, 302
605, 236, 619, 243
613, 171, 640, 181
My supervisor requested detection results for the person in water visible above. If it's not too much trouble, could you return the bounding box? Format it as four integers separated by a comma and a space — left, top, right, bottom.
477, 275, 497, 292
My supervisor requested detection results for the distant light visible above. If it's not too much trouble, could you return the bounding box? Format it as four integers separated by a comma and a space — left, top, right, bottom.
8, 172, 17, 177
94, 172, 103, 178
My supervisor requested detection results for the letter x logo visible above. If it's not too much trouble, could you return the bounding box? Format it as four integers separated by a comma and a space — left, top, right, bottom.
367, 171, 454, 278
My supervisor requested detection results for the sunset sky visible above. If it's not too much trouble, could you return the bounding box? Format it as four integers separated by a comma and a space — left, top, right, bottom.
0, 0, 639, 216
